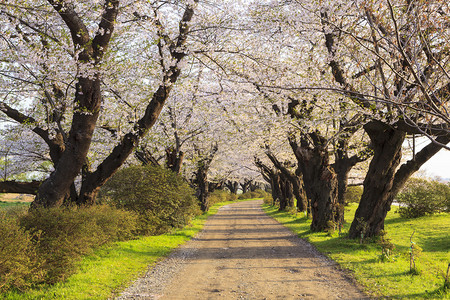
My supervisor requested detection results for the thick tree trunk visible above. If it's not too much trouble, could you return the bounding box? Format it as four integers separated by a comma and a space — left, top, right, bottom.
32, 1, 197, 207
33, 78, 102, 208
0, 181, 42, 195
349, 121, 450, 238
271, 172, 282, 206
348, 121, 405, 238
224, 181, 239, 194
279, 176, 295, 211
290, 133, 338, 232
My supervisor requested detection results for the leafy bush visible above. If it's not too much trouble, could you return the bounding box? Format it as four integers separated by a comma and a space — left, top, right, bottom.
397, 178, 450, 218
344, 186, 363, 204
0, 211, 41, 292
19, 205, 138, 284
263, 193, 274, 205
100, 165, 200, 235
238, 189, 269, 200
208, 190, 238, 205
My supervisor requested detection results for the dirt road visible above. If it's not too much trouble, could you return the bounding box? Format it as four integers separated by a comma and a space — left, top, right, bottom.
118, 200, 369, 299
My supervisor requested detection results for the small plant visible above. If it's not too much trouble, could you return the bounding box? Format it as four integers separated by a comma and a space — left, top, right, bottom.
409, 231, 422, 275
377, 230, 395, 262
355, 217, 368, 244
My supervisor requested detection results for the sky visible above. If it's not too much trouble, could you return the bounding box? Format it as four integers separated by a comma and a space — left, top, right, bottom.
405, 138, 450, 180
421, 149, 450, 180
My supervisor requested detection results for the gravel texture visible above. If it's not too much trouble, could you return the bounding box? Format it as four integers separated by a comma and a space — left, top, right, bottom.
116, 200, 371, 300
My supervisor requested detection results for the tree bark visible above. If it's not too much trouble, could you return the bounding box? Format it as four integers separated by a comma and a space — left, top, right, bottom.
266, 151, 307, 212
193, 144, 218, 212
0, 181, 42, 195
224, 180, 239, 194
165, 147, 184, 174
290, 132, 338, 232
349, 120, 450, 238
30, 0, 120, 208
348, 121, 405, 238
333, 133, 370, 226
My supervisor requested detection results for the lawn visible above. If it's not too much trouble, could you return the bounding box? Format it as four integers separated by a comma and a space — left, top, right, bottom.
264, 203, 450, 299
2, 199, 249, 300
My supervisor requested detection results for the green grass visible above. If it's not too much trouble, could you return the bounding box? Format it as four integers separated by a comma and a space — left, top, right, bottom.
2, 199, 248, 300
264, 203, 450, 299
0, 201, 30, 209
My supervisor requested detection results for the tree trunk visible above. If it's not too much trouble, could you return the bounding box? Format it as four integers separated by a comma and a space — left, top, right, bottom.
349, 120, 450, 238
33, 78, 102, 208
193, 144, 218, 212
225, 181, 239, 194
0, 181, 42, 195
348, 121, 405, 238
166, 147, 184, 174
196, 168, 209, 212
240, 179, 252, 194
333, 142, 369, 226
266, 151, 308, 212
290, 132, 338, 232
32, 0, 197, 208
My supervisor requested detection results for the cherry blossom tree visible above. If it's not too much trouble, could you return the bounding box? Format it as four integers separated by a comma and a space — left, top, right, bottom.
0, 0, 199, 207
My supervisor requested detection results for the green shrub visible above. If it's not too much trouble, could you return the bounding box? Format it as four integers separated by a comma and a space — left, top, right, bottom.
397, 178, 450, 218
208, 190, 238, 205
263, 194, 274, 205
344, 186, 363, 204
100, 165, 200, 235
238, 189, 269, 200
19, 205, 138, 284
0, 212, 42, 292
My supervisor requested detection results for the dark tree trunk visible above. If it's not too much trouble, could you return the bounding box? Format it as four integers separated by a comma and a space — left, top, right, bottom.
33, 78, 103, 208
208, 181, 223, 193
193, 144, 218, 212
290, 132, 338, 232
165, 147, 184, 174
266, 151, 308, 212
135, 149, 161, 166
240, 179, 252, 194
196, 168, 209, 212
271, 172, 282, 206
254, 158, 281, 206
224, 180, 239, 194
348, 121, 405, 238
279, 176, 295, 211
28, 0, 120, 208
349, 120, 450, 238
333, 134, 370, 226
0, 181, 42, 195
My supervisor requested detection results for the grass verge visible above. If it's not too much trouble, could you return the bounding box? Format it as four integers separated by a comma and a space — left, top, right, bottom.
2, 199, 248, 300
263, 203, 450, 299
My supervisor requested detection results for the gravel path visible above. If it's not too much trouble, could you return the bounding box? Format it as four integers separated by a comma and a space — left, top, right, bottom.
116, 200, 370, 300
